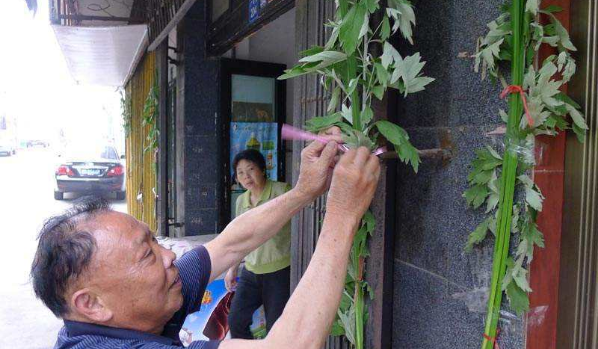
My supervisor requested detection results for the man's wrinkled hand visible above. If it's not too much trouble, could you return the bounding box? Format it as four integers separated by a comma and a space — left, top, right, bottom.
326, 147, 381, 222
295, 127, 343, 200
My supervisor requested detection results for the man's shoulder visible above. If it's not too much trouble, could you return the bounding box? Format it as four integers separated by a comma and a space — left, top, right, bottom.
55, 327, 135, 349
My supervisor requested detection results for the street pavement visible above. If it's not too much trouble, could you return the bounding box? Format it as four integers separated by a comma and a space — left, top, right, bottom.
0, 147, 126, 349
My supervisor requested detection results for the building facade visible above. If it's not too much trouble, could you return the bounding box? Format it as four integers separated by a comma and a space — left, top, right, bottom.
48, 0, 598, 348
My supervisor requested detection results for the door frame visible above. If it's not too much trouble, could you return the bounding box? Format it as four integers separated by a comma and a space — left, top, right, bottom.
219, 58, 287, 230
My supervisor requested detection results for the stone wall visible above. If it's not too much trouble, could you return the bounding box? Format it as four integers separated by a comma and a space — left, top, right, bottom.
179, 2, 222, 236
392, 1, 525, 348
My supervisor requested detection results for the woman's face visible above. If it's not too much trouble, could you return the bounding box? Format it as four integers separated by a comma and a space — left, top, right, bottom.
236, 159, 266, 192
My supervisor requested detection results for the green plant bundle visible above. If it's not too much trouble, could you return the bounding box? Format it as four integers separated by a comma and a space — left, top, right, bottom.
120, 89, 132, 137
463, 1, 587, 348
142, 76, 160, 153
280, 0, 433, 348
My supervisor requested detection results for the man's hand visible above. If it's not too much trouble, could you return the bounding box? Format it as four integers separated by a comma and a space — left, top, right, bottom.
326, 147, 381, 222
295, 127, 343, 200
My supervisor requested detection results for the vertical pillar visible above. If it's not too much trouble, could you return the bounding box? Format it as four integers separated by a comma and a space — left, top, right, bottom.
157, 40, 169, 236
177, 1, 222, 236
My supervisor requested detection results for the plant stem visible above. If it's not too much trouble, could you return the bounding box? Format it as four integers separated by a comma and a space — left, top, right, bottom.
481, 1, 525, 348
338, 0, 362, 131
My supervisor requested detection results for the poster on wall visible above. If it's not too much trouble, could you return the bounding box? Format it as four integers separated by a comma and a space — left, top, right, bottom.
179, 279, 267, 346
230, 122, 278, 181
249, 0, 279, 23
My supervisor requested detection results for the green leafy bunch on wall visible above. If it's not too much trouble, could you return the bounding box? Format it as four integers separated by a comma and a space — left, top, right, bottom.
462, 1, 587, 348
280, 0, 433, 348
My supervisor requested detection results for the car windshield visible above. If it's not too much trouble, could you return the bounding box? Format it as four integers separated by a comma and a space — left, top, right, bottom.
66, 146, 119, 160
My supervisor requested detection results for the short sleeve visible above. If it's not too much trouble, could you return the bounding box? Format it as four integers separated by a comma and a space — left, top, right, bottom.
235, 194, 243, 218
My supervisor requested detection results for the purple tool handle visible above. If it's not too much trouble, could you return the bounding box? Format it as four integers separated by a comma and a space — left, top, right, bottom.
281, 124, 348, 152
281, 124, 386, 156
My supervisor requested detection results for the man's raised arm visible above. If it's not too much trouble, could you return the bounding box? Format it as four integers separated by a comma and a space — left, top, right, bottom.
218, 147, 381, 349
204, 135, 341, 282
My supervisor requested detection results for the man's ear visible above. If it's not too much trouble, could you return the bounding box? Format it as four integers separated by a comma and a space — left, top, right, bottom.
70, 289, 113, 323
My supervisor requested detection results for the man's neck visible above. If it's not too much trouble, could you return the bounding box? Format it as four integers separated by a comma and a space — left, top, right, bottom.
65, 315, 165, 335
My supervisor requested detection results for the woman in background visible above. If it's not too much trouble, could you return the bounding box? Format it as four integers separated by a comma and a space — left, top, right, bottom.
225, 149, 291, 339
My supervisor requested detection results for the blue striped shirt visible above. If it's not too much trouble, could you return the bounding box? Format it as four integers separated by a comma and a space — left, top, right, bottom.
54, 246, 221, 349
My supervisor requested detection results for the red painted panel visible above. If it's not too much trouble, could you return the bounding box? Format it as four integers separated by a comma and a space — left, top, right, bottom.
527, 0, 571, 348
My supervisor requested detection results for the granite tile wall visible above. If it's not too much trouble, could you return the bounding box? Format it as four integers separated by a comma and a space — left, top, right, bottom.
392, 1, 526, 347
180, 2, 222, 235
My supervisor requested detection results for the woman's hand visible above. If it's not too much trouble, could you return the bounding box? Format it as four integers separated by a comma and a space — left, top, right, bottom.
224, 266, 239, 292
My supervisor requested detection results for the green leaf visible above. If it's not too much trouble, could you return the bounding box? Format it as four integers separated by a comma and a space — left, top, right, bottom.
330, 320, 345, 336
525, 185, 544, 212
341, 104, 353, 124
381, 42, 401, 69
479, 38, 504, 72
372, 85, 385, 100
362, 106, 374, 125
326, 26, 340, 50
393, 52, 434, 96
338, 306, 356, 344
525, 0, 539, 16
305, 113, 343, 132
512, 266, 533, 292
375, 120, 420, 172
381, 16, 391, 41
566, 104, 588, 131
499, 109, 509, 123
339, 1, 367, 55
465, 216, 493, 252
328, 86, 341, 113
573, 122, 586, 143
388, 0, 416, 44
300, 46, 324, 58
463, 184, 489, 209
365, 0, 380, 13
375, 62, 390, 86
544, 12, 577, 51
505, 280, 530, 316
347, 78, 359, 96
299, 51, 348, 68
363, 210, 376, 233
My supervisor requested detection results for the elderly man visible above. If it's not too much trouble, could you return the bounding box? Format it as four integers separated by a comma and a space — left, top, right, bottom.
31, 139, 380, 349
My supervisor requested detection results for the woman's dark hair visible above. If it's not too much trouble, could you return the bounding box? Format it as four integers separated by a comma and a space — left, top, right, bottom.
232, 149, 267, 182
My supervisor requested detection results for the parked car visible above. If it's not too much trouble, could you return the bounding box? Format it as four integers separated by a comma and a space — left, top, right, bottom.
54, 145, 126, 200
0, 140, 16, 156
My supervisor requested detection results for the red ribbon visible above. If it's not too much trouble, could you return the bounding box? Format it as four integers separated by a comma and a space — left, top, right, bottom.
500, 85, 533, 127
483, 329, 501, 349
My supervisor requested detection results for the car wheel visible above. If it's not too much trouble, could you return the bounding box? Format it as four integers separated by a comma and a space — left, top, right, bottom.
116, 191, 126, 200
54, 191, 64, 200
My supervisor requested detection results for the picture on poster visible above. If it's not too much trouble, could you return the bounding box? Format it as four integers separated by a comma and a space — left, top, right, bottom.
231, 102, 274, 122
230, 122, 278, 182
248, 0, 260, 22
179, 279, 267, 346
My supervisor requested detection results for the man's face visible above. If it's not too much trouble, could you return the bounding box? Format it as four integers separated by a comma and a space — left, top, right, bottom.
76, 212, 183, 333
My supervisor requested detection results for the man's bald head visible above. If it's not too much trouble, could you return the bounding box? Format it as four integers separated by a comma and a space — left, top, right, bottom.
31, 196, 111, 317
